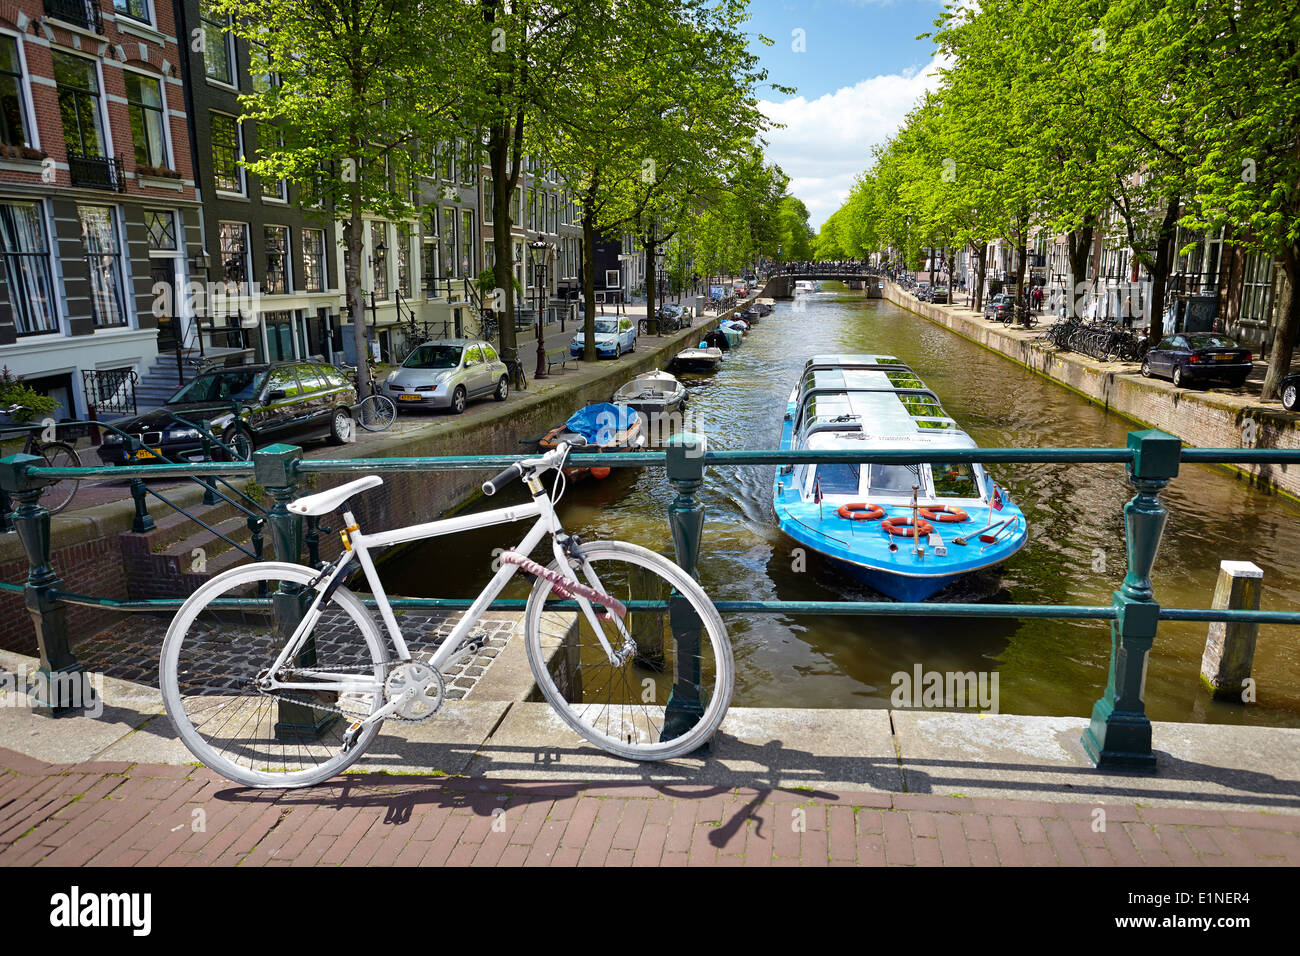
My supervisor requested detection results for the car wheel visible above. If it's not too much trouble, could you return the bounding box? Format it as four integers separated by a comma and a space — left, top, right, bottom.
1140, 358, 1151, 378
1282, 383, 1298, 411
328, 407, 355, 444
222, 425, 254, 462
451, 386, 467, 414
495, 376, 509, 401
1172, 366, 1184, 388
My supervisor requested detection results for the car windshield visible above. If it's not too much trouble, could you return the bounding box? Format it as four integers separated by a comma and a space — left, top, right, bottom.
403, 344, 463, 369
594, 320, 617, 334
167, 368, 266, 404
1188, 335, 1238, 349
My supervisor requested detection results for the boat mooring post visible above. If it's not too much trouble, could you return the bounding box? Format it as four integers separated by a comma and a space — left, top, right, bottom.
1082, 429, 1180, 771
256, 444, 335, 740
662, 431, 709, 748
0, 453, 89, 715
1199, 561, 1263, 701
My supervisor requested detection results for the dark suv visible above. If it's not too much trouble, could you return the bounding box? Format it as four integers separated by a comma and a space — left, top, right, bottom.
98, 361, 357, 465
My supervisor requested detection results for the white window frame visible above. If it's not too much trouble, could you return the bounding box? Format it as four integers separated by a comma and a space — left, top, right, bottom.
210, 110, 245, 196
120, 65, 173, 171
0, 30, 39, 153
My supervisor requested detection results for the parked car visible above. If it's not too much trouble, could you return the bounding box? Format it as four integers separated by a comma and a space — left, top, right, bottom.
915, 282, 931, 300
1140, 333, 1253, 388
983, 293, 1014, 321
98, 361, 357, 465
930, 286, 950, 304
570, 316, 636, 358
384, 339, 509, 413
1281, 371, 1300, 411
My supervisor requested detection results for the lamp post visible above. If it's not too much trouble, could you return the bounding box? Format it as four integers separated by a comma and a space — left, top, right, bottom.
529, 238, 553, 379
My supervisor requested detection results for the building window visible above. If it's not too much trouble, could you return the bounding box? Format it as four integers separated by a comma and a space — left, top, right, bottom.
219, 221, 250, 290
248, 42, 278, 94
201, 1, 234, 85
124, 72, 166, 168
441, 207, 455, 281
0, 201, 57, 334
482, 176, 493, 224
114, 0, 151, 24
461, 209, 474, 277
396, 223, 411, 296
210, 112, 243, 193
0, 36, 31, 149
264, 225, 290, 295
53, 52, 104, 157
460, 139, 476, 185
258, 127, 288, 201
1240, 254, 1274, 326
144, 209, 177, 250
79, 206, 128, 328
370, 221, 388, 299
302, 228, 326, 292
422, 207, 439, 284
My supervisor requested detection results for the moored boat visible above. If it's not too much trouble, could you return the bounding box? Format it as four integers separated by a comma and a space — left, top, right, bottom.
772, 354, 1028, 601
753, 298, 775, 315
671, 345, 723, 372
794, 280, 820, 294
612, 369, 687, 417
539, 402, 645, 480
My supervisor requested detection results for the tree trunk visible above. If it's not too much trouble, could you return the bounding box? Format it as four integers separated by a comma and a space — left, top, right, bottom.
348, 176, 369, 397
1146, 194, 1182, 349
1262, 250, 1298, 401
645, 232, 657, 333
581, 188, 598, 361
488, 125, 516, 358
973, 241, 987, 313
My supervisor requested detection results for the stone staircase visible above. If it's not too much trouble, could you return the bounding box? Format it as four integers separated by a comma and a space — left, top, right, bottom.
133, 350, 207, 410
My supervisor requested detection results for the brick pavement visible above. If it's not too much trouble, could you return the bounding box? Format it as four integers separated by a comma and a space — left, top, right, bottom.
3, 748, 1297, 867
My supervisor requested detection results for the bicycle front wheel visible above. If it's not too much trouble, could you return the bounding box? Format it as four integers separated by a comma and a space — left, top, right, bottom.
523, 541, 733, 761
39, 442, 80, 514
159, 562, 389, 788
355, 394, 397, 431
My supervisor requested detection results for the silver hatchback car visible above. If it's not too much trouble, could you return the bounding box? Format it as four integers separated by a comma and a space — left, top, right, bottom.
383, 339, 510, 413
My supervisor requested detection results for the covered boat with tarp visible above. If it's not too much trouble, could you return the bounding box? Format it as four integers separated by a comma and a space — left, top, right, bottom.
772, 354, 1028, 601
539, 402, 645, 479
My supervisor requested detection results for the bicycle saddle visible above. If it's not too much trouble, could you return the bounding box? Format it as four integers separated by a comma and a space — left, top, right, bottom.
288, 475, 383, 516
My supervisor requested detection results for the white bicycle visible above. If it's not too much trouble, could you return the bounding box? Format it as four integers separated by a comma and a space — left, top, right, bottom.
158, 442, 733, 787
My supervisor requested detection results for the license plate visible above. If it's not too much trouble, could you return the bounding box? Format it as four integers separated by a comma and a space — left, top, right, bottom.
135, 447, 160, 460
398, 394, 422, 401
1214, 354, 1235, 362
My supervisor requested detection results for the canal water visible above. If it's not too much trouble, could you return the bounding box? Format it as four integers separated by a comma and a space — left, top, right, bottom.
383, 286, 1300, 727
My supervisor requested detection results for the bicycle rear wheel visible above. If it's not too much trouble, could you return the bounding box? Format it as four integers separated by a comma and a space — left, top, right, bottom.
159, 562, 389, 788
355, 394, 397, 431
523, 541, 733, 761
39, 442, 80, 514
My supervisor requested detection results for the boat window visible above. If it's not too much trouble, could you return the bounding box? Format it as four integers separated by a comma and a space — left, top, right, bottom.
868, 463, 923, 497
930, 462, 980, 498
812, 463, 860, 495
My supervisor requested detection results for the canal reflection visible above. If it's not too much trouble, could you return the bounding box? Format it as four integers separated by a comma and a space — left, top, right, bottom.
383, 287, 1300, 727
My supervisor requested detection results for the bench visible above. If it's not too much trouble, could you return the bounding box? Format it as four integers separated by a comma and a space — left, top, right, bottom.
546, 348, 572, 374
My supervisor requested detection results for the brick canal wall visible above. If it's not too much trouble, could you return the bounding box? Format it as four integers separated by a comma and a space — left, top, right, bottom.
881, 280, 1300, 500
0, 312, 733, 655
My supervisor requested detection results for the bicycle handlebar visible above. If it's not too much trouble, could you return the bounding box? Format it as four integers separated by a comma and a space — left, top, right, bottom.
481, 440, 585, 496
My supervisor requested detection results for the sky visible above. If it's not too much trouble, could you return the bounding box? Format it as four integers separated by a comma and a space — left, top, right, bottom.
745, 0, 949, 232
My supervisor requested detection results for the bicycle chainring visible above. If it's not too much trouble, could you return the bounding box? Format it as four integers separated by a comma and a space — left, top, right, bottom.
384, 662, 446, 722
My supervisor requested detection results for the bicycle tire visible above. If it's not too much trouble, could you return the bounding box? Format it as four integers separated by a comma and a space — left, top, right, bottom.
355, 395, 397, 432
38, 441, 80, 514
523, 540, 733, 761
159, 562, 389, 788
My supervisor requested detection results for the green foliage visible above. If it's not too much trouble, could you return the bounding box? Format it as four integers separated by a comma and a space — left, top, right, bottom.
0, 367, 56, 422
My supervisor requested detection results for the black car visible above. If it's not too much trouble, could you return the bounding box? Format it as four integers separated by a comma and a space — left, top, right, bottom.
1140, 334, 1253, 388
983, 294, 1014, 321
1280, 372, 1299, 411
98, 361, 358, 465
930, 286, 950, 304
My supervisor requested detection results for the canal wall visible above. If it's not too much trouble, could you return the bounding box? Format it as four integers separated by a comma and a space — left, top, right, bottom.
881, 280, 1300, 500
0, 310, 740, 655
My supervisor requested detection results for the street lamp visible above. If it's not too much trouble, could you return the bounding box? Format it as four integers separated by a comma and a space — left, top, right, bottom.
528, 238, 553, 379
654, 248, 667, 317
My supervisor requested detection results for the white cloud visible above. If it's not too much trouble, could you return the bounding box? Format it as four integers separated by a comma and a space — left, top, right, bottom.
758, 55, 945, 232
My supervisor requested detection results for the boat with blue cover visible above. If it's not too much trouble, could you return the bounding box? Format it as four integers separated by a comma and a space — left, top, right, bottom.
773, 354, 1028, 601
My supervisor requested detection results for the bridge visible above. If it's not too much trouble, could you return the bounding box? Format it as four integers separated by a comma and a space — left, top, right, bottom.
761, 269, 885, 299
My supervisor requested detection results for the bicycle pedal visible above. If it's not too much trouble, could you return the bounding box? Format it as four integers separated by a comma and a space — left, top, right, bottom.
444, 637, 487, 669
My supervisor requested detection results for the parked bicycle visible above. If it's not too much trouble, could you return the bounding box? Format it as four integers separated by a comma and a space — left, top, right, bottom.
0, 405, 81, 514
337, 360, 396, 432
158, 441, 733, 787
501, 347, 528, 391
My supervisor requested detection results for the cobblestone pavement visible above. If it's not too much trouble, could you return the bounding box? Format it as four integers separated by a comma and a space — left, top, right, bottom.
2, 749, 1297, 867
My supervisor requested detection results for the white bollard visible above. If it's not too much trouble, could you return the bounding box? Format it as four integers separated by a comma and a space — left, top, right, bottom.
1199, 560, 1263, 702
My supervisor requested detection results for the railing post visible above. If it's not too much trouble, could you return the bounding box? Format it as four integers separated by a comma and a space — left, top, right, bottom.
662, 432, 708, 746
1082, 429, 1180, 771
125, 438, 155, 533
254, 443, 333, 739
0, 453, 91, 715
197, 418, 218, 505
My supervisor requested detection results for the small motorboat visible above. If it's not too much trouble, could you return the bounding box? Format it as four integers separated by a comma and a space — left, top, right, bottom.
612, 370, 687, 417
736, 308, 760, 323
539, 402, 645, 480
722, 318, 749, 333
671, 345, 723, 372
715, 324, 743, 348
754, 298, 775, 315
794, 280, 820, 294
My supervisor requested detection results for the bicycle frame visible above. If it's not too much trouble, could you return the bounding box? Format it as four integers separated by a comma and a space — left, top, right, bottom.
262, 480, 627, 723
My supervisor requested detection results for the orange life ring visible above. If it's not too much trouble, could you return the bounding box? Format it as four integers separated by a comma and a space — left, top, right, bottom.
837, 502, 885, 521
919, 505, 969, 523
883, 516, 935, 536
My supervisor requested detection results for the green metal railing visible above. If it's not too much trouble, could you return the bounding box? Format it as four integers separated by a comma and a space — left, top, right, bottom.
3, 428, 1299, 769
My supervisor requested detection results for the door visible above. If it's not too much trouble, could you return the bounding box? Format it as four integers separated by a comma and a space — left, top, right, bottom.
152, 257, 180, 353
463, 345, 490, 395
253, 365, 304, 439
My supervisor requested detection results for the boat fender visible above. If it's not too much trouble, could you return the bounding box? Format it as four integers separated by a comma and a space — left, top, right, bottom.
882, 516, 935, 536
591, 466, 611, 479
919, 505, 969, 523
837, 502, 885, 521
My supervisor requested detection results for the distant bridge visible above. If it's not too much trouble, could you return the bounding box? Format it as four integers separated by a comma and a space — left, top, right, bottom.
760, 271, 885, 299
